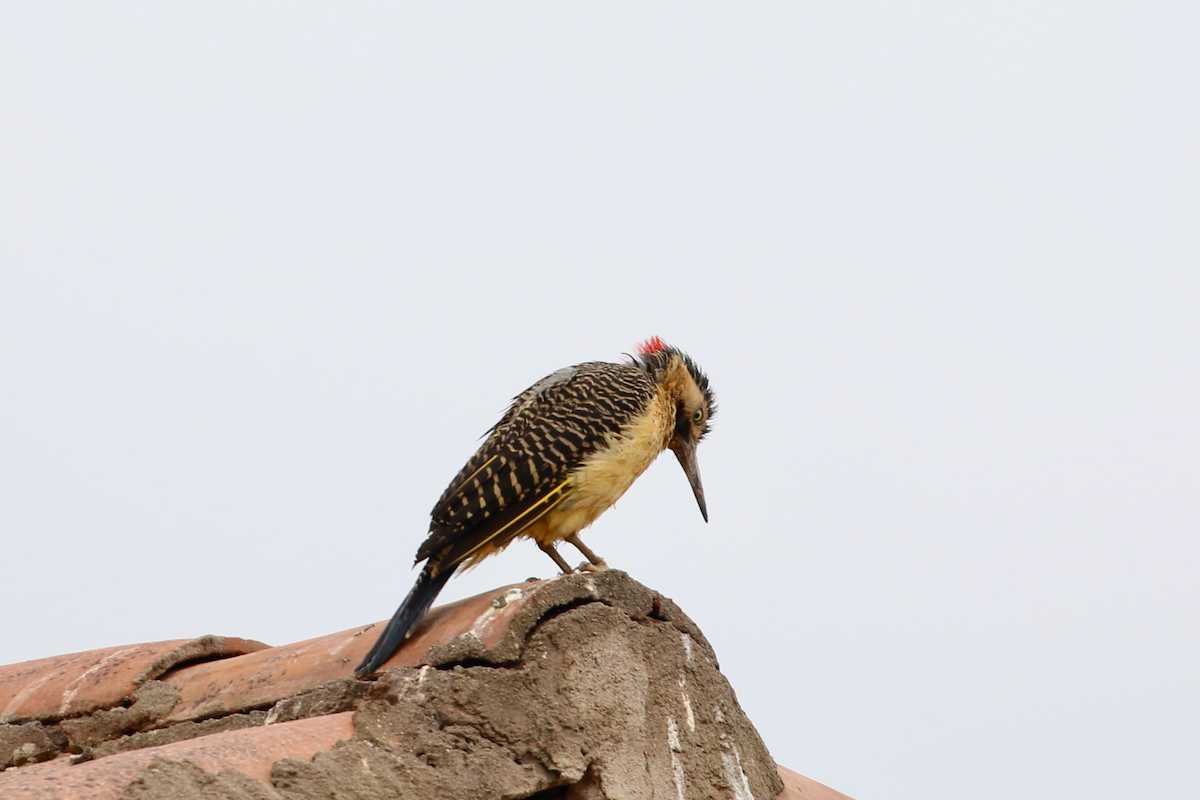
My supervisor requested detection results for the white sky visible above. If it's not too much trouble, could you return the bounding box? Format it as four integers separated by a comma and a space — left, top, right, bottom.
2, 4, 1197, 799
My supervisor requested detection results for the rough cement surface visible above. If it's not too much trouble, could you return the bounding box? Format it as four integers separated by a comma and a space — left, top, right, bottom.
262, 678, 367, 726
124, 757, 281, 800
1, 722, 61, 769
114, 573, 783, 800
61, 681, 182, 749
93, 711, 270, 760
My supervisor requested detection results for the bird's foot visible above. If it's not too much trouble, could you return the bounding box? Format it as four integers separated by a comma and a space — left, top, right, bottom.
564, 533, 607, 571
538, 541, 575, 575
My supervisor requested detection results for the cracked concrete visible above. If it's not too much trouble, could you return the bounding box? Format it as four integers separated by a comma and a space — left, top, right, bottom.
2, 573, 787, 800
124, 588, 782, 799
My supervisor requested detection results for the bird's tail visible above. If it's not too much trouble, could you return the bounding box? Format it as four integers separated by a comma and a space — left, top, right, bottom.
355, 561, 454, 676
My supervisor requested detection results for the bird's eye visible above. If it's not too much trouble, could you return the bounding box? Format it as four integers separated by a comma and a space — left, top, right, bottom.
692, 408, 704, 424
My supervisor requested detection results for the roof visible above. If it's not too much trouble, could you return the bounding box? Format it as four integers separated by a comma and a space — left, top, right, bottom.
1, 570, 853, 800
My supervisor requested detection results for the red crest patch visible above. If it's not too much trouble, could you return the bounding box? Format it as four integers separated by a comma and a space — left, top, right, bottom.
635, 335, 667, 355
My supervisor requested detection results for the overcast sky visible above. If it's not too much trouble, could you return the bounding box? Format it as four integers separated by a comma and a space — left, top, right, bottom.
2, 4, 1197, 799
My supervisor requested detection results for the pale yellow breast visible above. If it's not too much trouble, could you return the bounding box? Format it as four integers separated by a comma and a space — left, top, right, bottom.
532, 389, 674, 543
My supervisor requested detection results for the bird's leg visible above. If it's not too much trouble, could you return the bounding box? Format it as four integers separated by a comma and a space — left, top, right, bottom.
537, 541, 576, 575
565, 533, 609, 572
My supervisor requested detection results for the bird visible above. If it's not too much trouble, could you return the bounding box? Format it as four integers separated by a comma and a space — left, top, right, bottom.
355, 336, 715, 676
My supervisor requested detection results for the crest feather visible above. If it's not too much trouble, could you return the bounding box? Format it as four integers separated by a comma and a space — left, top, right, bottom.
635, 335, 667, 355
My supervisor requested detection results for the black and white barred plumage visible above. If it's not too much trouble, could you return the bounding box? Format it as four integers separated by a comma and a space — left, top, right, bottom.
357, 339, 714, 675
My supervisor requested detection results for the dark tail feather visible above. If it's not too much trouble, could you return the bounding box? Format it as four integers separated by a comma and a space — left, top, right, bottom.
356, 562, 454, 676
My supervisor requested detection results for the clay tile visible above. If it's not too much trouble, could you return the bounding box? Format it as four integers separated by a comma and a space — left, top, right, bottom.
162, 579, 553, 723
0, 711, 354, 800
0, 636, 268, 724
776, 765, 857, 800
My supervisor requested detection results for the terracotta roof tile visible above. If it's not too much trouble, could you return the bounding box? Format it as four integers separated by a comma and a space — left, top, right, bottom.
776, 765, 856, 800
0, 712, 353, 800
162, 578, 552, 722
0, 573, 854, 800
0, 636, 267, 724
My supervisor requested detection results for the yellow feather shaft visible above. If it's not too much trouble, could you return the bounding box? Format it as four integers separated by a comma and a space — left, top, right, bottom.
457, 454, 499, 490
454, 478, 571, 565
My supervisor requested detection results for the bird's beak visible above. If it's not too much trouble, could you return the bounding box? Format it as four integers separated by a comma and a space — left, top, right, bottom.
670, 437, 708, 522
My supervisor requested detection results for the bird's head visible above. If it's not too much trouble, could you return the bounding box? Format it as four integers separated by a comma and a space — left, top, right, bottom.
632, 336, 716, 522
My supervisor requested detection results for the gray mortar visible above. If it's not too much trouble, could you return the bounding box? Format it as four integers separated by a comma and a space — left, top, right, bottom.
43, 669, 370, 763
114, 573, 783, 800
262, 677, 369, 726
124, 757, 281, 800
60, 681, 183, 749
1, 722, 60, 769
92, 711, 271, 760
